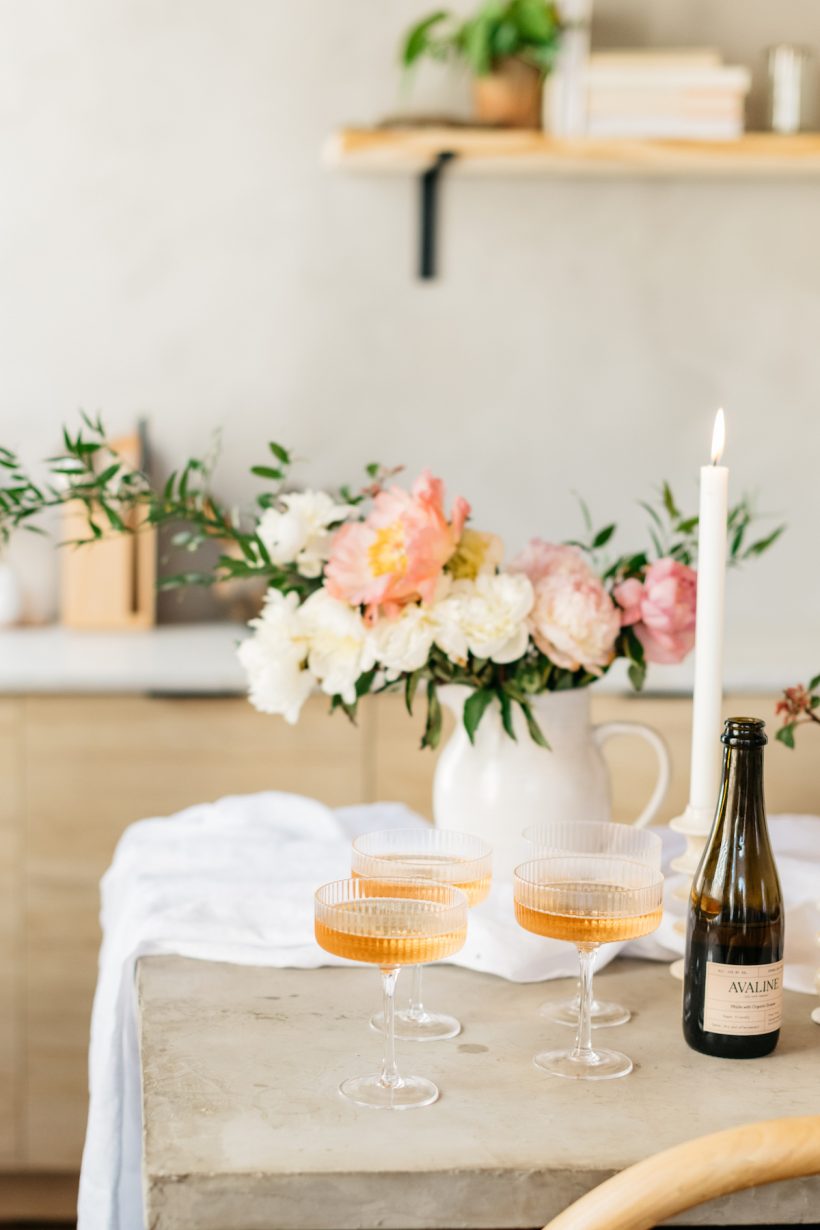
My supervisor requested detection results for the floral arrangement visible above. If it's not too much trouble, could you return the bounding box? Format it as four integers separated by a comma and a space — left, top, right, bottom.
776, 675, 820, 747
0, 418, 782, 749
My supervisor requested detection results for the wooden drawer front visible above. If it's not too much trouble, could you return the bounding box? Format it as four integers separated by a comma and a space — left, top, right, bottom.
22, 694, 367, 1169
0, 701, 22, 1166
24, 695, 367, 870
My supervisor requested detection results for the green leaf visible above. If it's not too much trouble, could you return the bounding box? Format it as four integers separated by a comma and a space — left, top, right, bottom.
332, 694, 358, 725
776, 724, 796, 749
592, 523, 616, 549
405, 670, 420, 716
744, 526, 785, 557
97, 462, 121, 487
463, 688, 494, 744
401, 10, 450, 66
730, 522, 746, 557
251, 465, 284, 481
99, 501, 126, 533
518, 699, 550, 749
628, 660, 647, 691
499, 690, 517, 740
809, 673, 820, 693
492, 18, 518, 56
677, 516, 699, 534
421, 680, 443, 750
639, 500, 664, 531
268, 442, 291, 465
574, 492, 593, 532
662, 482, 680, 520
365, 462, 380, 479
355, 667, 377, 698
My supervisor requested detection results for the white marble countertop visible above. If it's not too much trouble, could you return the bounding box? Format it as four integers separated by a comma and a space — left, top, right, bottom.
0, 622, 811, 696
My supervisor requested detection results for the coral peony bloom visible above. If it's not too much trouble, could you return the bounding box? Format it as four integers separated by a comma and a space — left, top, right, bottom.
510, 540, 619, 675
325, 470, 470, 619
614, 558, 697, 665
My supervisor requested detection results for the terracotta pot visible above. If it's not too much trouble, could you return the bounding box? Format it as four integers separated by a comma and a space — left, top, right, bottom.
472, 57, 543, 129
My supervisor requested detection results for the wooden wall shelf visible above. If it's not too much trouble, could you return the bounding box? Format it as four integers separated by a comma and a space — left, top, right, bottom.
327, 127, 820, 177
326, 127, 820, 278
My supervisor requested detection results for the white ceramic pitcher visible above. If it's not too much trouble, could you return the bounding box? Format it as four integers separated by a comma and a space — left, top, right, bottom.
433, 686, 671, 877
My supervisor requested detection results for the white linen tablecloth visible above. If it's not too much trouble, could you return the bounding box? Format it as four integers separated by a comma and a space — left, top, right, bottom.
77, 792, 820, 1230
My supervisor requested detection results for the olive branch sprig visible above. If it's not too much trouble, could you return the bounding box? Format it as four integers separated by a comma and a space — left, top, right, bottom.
0, 414, 316, 595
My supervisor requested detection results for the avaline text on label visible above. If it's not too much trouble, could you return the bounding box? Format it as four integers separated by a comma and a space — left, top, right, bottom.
703, 960, 784, 1036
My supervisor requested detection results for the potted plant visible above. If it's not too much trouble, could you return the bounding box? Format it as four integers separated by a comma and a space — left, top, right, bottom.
402, 0, 563, 130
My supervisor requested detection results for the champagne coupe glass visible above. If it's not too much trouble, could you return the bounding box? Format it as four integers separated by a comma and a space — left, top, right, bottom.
314, 877, 468, 1108
514, 855, 663, 1079
351, 828, 492, 1041
523, 821, 662, 1029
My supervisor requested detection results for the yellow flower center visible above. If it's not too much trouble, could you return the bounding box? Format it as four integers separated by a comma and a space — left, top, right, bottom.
368, 522, 408, 578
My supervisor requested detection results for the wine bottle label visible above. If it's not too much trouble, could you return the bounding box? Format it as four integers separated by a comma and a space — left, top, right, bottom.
704, 959, 784, 1036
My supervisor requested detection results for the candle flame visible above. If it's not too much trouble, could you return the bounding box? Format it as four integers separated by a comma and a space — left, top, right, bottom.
711, 408, 726, 465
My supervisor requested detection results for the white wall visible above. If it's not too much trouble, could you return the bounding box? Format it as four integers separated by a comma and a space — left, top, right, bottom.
1, 0, 818, 663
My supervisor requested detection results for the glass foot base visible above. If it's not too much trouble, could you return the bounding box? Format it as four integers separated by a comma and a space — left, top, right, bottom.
371, 1009, 461, 1042
540, 996, 631, 1029
339, 1073, 439, 1109
534, 1047, 633, 1081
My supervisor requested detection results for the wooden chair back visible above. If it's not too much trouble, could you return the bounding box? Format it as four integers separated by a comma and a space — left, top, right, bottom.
543, 1115, 820, 1230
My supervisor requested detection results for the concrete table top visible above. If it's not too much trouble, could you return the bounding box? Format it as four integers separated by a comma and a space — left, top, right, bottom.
138, 957, 820, 1230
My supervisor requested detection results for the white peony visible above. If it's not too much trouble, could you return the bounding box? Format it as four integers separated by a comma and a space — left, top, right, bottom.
237, 589, 313, 723
371, 601, 438, 675
433, 572, 534, 664
299, 588, 375, 704
257, 491, 353, 578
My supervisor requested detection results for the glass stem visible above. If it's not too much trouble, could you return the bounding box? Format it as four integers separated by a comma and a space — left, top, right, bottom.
572, 945, 597, 1061
379, 967, 402, 1090
407, 964, 425, 1020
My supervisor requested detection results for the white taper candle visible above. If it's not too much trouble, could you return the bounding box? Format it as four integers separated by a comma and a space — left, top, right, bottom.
669, 410, 730, 899
689, 409, 729, 816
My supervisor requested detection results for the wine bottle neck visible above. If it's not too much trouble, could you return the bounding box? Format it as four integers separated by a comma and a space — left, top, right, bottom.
714, 745, 767, 839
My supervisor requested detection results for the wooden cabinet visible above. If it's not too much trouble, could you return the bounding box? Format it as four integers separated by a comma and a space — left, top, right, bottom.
0, 702, 22, 1169
0, 689, 816, 1218
22, 695, 366, 1171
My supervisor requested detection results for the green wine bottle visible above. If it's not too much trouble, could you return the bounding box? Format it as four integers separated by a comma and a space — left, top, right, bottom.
683, 717, 784, 1059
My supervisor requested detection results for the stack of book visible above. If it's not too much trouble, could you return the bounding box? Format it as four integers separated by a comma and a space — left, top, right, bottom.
581, 49, 751, 140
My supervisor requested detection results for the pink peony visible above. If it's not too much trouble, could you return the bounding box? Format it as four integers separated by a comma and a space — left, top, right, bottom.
614, 558, 697, 665
510, 540, 620, 675
325, 470, 469, 620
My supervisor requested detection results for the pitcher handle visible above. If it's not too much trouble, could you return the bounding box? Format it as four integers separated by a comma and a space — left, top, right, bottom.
592, 721, 672, 829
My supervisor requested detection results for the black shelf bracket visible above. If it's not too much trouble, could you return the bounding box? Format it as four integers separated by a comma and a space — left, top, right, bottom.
419, 151, 456, 280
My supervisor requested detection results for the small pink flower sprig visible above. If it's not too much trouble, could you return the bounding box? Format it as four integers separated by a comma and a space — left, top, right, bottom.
776, 676, 820, 748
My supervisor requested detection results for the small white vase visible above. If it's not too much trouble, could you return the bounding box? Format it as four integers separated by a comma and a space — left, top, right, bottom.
433, 686, 671, 877
0, 562, 22, 626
